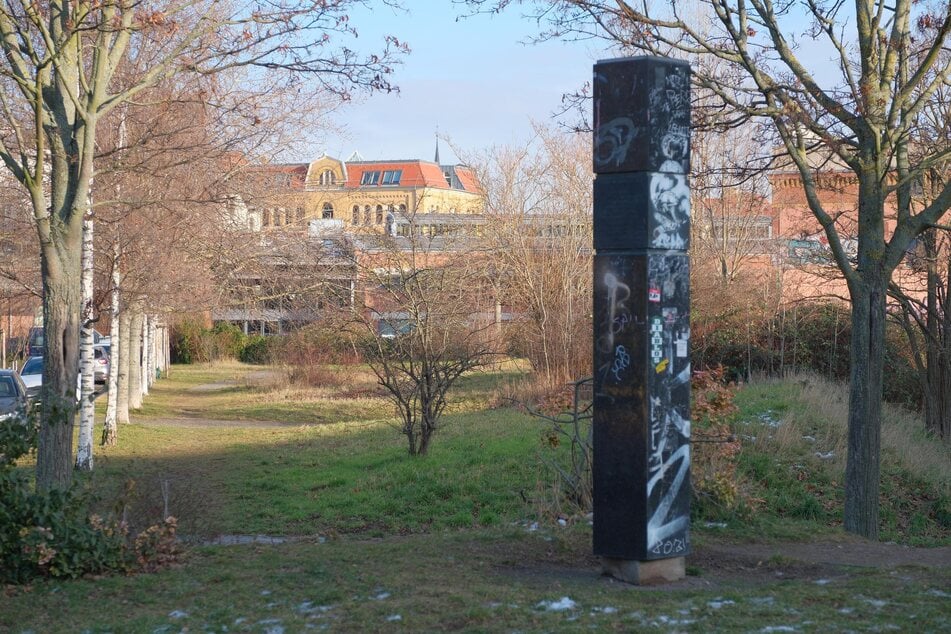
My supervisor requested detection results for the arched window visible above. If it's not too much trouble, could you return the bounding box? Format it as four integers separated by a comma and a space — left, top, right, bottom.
398, 203, 407, 214
319, 169, 335, 186
352, 205, 359, 225
363, 205, 371, 225
262, 209, 271, 227
322, 203, 334, 220
296, 206, 305, 223
375, 205, 384, 224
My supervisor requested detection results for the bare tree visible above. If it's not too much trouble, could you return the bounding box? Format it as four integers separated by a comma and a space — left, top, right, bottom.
469, 125, 593, 386
351, 223, 497, 456
467, 0, 951, 538
0, 0, 404, 489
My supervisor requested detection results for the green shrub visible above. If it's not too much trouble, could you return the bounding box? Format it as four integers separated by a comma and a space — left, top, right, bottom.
0, 413, 179, 584
240, 335, 272, 364
207, 323, 247, 361
171, 317, 207, 364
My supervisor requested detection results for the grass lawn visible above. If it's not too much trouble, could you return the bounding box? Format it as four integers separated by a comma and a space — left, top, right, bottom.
2, 363, 949, 632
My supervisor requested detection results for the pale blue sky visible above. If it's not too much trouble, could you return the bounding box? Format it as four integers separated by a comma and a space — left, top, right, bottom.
305, 2, 607, 164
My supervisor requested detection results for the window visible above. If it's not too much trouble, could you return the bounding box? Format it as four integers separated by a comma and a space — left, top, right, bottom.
376, 205, 384, 224
322, 203, 334, 219
352, 205, 359, 225
360, 170, 380, 186
262, 209, 271, 227
381, 169, 402, 185
319, 169, 336, 186
398, 203, 407, 214
364, 205, 371, 225
296, 206, 304, 223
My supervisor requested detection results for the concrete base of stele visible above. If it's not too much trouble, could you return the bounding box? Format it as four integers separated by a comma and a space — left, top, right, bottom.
601, 556, 686, 585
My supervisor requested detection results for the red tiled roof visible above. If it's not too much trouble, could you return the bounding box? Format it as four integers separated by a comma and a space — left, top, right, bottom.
453, 166, 482, 194
255, 159, 480, 194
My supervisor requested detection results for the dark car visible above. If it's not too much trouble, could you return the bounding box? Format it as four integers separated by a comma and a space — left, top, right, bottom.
26, 326, 44, 357
0, 369, 30, 422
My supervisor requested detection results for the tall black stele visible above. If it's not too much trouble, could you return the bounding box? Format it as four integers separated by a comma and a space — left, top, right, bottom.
592, 56, 692, 575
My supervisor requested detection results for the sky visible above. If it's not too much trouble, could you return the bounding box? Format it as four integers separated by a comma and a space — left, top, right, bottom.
304, 2, 609, 165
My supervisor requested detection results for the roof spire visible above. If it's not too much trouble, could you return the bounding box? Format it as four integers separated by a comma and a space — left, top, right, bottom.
434, 127, 441, 164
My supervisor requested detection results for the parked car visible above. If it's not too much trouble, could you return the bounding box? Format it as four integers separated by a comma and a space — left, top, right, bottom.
26, 326, 44, 357
18, 356, 83, 402
18, 355, 43, 400
0, 369, 29, 422
93, 344, 110, 384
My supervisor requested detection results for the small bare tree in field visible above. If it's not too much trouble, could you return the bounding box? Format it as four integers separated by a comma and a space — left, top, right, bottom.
352, 223, 497, 456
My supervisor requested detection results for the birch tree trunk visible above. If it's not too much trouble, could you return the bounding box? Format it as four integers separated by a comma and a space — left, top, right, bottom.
117, 311, 132, 425
102, 243, 121, 446
129, 310, 144, 410
141, 315, 150, 396
76, 208, 95, 471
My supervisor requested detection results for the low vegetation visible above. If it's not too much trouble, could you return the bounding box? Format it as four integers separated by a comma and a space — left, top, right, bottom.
2, 362, 948, 631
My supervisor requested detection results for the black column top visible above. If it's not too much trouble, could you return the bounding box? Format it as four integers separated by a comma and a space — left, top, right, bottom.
593, 57, 691, 175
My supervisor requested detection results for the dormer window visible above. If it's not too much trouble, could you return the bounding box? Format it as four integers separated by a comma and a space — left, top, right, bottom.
360, 170, 381, 186
381, 170, 402, 185
319, 169, 336, 186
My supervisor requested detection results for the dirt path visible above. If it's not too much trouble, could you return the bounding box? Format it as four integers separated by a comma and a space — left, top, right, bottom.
137, 416, 309, 428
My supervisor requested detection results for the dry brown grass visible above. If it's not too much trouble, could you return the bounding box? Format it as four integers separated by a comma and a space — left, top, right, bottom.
752, 373, 949, 492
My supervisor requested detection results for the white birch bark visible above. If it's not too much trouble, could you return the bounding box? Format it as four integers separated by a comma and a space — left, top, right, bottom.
117, 310, 132, 424
128, 310, 143, 410
102, 241, 121, 445
140, 314, 150, 396
76, 206, 95, 471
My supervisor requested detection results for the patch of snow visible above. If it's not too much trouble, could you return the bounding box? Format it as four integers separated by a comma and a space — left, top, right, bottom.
749, 597, 775, 606
865, 599, 888, 608
707, 599, 736, 609
802, 435, 816, 443
168, 611, 188, 619
527, 522, 539, 532
257, 619, 282, 625
537, 597, 577, 611
652, 615, 695, 626
927, 589, 951, 598
758, 412, 783, 427
234, 618, 247, 625
557, 518, 567, 527
385, 615, 402, 622
760, 627, 798, 633
838, 608, 854, 615
815, 451, 835, 460
704, 521, 728, 528
374, 591, 391, 601
590, 606, 617, 615
260, 590, 272, 596
814, 578, 832, 585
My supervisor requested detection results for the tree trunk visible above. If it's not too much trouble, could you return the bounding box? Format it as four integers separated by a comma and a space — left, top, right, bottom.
36, 260, 82, 491
141, 315, 151, 396
117, 310, 132, 425
843, 278, 886, 538
76, 212, 95, 471
102, 247, 121, 446
129, 310, 144, 410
